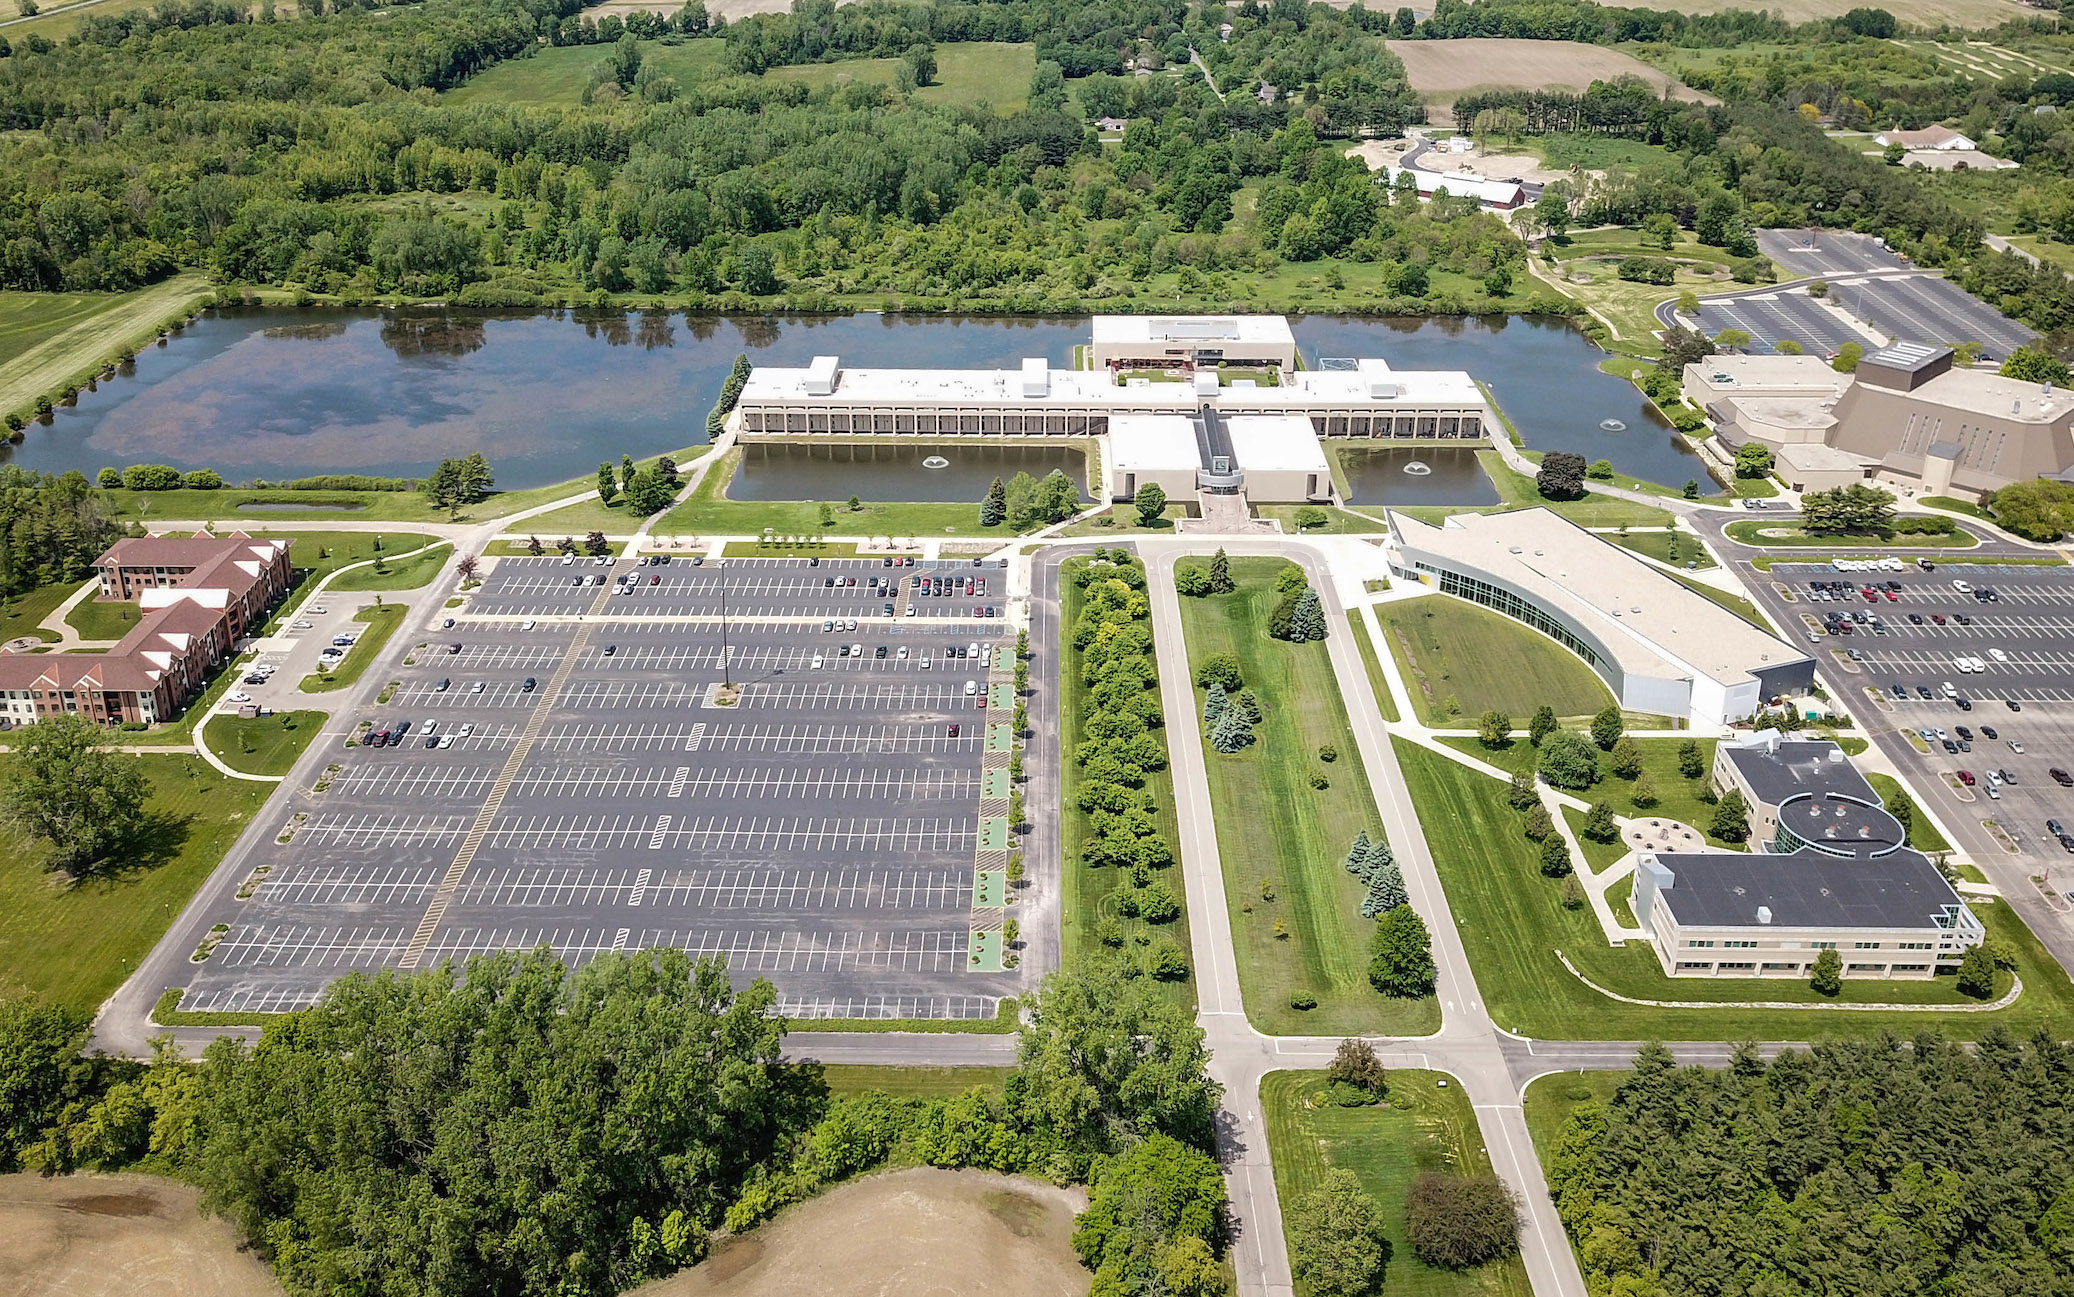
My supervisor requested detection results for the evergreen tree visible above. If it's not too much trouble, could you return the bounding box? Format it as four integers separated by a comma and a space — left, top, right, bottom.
1582, 800, 1618, 841
1289, 588, 1326, 642
1608, 736, 1643, 780
1710, 789, 1751, 843
1204, 681, 1229, 725
1234, 690, 1263, 724
597, 462, 618, 503
1210, 707, 1253, 753
1540, 831, 1573, 878
1506, 770, 1538, 810
1630, 770, 1659, 808
620, 453, 637, 491
1133, 481, 1167, 526
1677, 737, 1705, 778
1361, 851, 1407, 917
1343, 829, 1373, 881
1269, 590, 1298, 640
1957, 944, 1997, 998
1590, 704, 1624, 751
1528, 705, 1558, 747
1368, 906, 1436, 997
1208, 547, 1235, 594
980, 476, 1007, 527
1808, 947, 1843, 995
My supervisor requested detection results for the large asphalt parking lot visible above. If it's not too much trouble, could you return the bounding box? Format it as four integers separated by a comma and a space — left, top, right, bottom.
1748, 560, 2074, 858
178, 556, 1021, 1020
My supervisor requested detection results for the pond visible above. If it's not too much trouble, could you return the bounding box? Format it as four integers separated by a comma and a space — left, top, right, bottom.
729, 441, 1090, 503
1292, 314, 1715, 497
12, 308, 1703, 497
1337, 446, 1500, 507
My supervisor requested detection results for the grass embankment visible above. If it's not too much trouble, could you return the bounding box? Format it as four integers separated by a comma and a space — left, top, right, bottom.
1377, 596, 1615, 726
1258, 505, 1390, 535
1059, 560, 1195, 1010
327, 541, 452, 592
1395, 737, 2074, 1040
1392, 451, 1674, 530
1347, 613, 1401, 724
1060, 504, 1190, 535
1866, 771, 1953, 853
1263, 1069, 1531, 1297
1608, 529, 1715, 569
1440, 735, 1734, 847
300, 605, 407, 693
0, 577, 91, 643
1522, 1070, 1625, 1168
0, 756, 270, 1013
659, 447, 1031, 540
0, 275, 215, 424
1723, 519, 1980, 548
820, 1066, 1015, 1099
201, 709, 327, 777
1175, 558, 1438, 1037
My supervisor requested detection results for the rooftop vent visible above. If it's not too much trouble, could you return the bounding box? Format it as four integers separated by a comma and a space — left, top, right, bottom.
1757, 905, 1773, 924
1509, 546, 1523, 554
1828, 748, 1844, 762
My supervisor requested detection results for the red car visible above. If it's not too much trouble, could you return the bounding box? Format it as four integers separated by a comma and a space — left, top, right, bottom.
1883, 590, 1898, 602
1957, 770, 1976, 787
947, 723, 961, 738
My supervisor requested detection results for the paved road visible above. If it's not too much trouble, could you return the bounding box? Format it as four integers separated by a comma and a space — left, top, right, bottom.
1140, 538, 1589, 1297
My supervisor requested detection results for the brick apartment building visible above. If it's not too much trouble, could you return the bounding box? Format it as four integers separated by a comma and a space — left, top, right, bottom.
0, 532, 291, 727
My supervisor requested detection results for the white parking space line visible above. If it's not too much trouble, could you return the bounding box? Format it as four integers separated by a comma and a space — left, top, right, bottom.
535, 723, 706, 751
774, 994, 998, 1020
506, 767, 677, 797
254, 865, 441, 906
295, 814, 474, 847
330, 766, 499, 800
475, 814, 977, 851
422, 926, 971, 973
691, 725, 982, 753
210, 924, 410, 968
732, 682, 972, 709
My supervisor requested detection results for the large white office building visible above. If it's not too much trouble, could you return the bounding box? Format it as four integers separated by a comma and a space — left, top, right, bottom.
1387, 508, 1815, 725
730, 317, 1489, 505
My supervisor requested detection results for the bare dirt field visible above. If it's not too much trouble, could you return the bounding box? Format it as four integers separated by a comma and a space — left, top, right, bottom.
637, 1168, 1091, 1297
0, 1173, 282, 1297
1388, 39, 1714, 109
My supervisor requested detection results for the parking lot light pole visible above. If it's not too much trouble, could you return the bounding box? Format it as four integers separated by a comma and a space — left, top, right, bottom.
719, 559, 731, 688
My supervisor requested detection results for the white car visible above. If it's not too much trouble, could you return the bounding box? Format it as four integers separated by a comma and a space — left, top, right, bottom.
292, 620, 313, 629
1990, 649, 2010, 663
228, 691, 252, 703
522, 619, 536, 630
2011, 740, 2027, 754
811, 654, 825, 669
1953, 579, 1974, 593
307, 605, 327, 614
458, 723, 474, 736
561, 554, 576, 566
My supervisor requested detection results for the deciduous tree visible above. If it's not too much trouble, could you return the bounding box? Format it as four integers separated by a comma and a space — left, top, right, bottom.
0, 715, 147, 876
1405, 1173, 1518, 1270
1537, 731, 1600, 790
1289, 1169, 1391, 1297
1590, 705, 1624, 751
1134, 481, 1167, 526
1477, 710, 1510, 748
1536, 452, 1587, 501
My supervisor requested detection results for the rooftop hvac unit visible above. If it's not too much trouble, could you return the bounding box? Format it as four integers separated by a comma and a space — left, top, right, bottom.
1757, 905, 1773, 925
1358, 358, 1401, 399
805, 355, 841, 397
1021, 358, 1049, 398
1194, 370, 1219, 398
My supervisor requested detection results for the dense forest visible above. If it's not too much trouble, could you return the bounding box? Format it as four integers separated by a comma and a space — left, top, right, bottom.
1550, 1033, 2074, 1297
0, 949, 1229, 1297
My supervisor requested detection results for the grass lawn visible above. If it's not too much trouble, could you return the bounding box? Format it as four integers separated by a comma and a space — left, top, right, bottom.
1060, 503, 1190, 535
819, 1065, 1014, 1098
1396, 737, 2074, 1039
1347, 612, 1401, 724
300, 605, 407, 693
1393, 452, 1674, 531
1377, 596, 1614, 726
0, 275, 214, 423
1259, 505, 1390, 535
1439, 735, 1732, 845
504, 493, 653, 540
1918, 494, 1994, 523
1059, 558, 1194, 1011
1521, 1070, 1625, 1168
446, 39, 727, 106
201, 709, 327, 777
0, 578, 93, 643
1608, 529, 1715, 569
0, 756, 270, 1014
1866, 771, 1952, 853
66, 594, 146, 641
326, 541, 452, 592
1723, 519, 1980, 548
659, 447, 1029, 540
1175, 558, 1438, 1037
1262, 1069, 1531, 1297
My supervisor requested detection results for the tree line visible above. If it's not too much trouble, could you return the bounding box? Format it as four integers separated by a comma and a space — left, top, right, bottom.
0, 468, 131, 599
1550, 1032, 2074, 1296
0, 947, 1231, 1297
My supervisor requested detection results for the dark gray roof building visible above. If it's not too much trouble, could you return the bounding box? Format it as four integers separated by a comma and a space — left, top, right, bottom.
1639, 848, 1964, 931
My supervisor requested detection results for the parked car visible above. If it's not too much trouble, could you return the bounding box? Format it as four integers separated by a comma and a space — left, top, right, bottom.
1957, 770, 1976, 786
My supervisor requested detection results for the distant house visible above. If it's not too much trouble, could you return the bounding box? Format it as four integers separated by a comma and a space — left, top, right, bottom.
1218, 21, 1233, 40
1256, 83, 1278, 103
1445, 136, 1473, 152
1383, 165, 1524, 212
1873, 125, 1976, 150
1095, 116, 1129, 133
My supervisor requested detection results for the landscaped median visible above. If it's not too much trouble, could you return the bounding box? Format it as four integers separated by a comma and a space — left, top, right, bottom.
201, 709, 327, 777
1723, 518, 1979, 548
1174, 555, 1438, 1036
300, 605, 407, 693
1394, 737, 2074, 1040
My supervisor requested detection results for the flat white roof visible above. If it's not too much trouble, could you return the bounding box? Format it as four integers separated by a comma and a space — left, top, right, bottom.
1386, 165, 1524, 206
1108, 415, 1202, 473
1390, 508, 1807, 688
1091, 315, 1295, 346
739, 362, 1487, 411
1907, 367, 2074, 423
1685, 355, 1854, 396
1227, 415, 1331, 474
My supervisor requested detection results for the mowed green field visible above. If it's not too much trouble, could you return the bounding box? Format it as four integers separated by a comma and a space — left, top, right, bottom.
0, 275, 214, 420
0, 291, 146, 369
1262, 1069, 1531, 1297
1175, 558, 1438, 1037
446, 39, 1034, 111
1377, 594, 1615, 726
1394, 737, 2074, 1040
0, 755, 271, 1013
202, 709, 327, 777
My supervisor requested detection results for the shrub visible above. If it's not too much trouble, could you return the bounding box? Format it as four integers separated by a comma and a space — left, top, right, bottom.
1808, 947, 1842, 996
1326, 1038, 1388, 1098
1288, 990, 1318, 1010
1194, 653, 1243, 691
1317, 743, 1337, 763
1616, 255, 1676, 285
1307, 769, 1329, 790
1405, 1173, 1519, 1269
1537, 731, 1600, 790
120, 463, 183, 491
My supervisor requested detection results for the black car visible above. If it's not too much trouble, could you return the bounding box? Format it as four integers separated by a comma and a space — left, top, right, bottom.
522, 677, 537, 692
1941, 739, 1959, 754
394, 720, 412, 737
1917, 686, 1935, 699
603, 644, 617, 656
1957, 726, 1973, 741
1981, 725, 1998, 740
425, 734, 440, 749
2008, 699, 2023, 712
437, 678, 450, 692
1890, 684, 1908, 699
2052, 768, 2074, 787
1956, 696, 1973, 711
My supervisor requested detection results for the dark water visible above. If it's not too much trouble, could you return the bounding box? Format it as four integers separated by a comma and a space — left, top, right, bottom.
1339, 446, 1500, 506
729, 442, 1090, 503
1293, 315, 1718, 496
14, 310, 1085, 491
12, 307, 1700, 496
